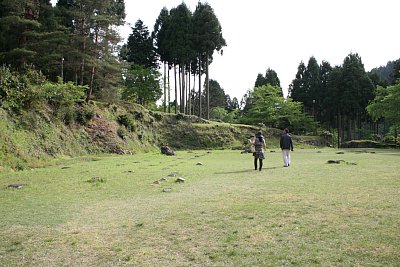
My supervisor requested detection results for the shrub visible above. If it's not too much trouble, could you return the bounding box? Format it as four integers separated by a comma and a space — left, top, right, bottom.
117, 114, 136, 131
76, 105, 95, 125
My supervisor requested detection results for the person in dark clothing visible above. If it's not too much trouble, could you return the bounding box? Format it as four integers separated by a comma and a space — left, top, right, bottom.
251, 131, 266, 171
280, 128, 294, 167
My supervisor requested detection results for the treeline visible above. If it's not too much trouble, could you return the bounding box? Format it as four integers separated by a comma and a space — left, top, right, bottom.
0, 1, 227, 120
287, 54, 400, 144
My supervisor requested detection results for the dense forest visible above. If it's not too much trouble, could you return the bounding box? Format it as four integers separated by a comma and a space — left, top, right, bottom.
0, 0, 399, 147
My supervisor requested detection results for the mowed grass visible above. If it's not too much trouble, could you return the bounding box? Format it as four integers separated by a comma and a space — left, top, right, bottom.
0, 148, 399, 266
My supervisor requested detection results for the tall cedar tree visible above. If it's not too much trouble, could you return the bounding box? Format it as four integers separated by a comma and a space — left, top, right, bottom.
126, 19, 157, 69
192, 2, 226, 119
166, 3, 193, 113
254, 68, 282, 96
153, 7, 171, 112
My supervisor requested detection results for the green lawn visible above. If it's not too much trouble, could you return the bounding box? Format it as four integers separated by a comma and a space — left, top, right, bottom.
0, 149, 399, 266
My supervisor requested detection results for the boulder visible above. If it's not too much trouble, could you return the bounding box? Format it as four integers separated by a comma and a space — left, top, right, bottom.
161, 145, 176, 156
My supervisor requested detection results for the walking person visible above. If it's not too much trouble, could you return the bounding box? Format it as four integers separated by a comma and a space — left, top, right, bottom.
251, 131, 266, 171
280, 128, 293, 167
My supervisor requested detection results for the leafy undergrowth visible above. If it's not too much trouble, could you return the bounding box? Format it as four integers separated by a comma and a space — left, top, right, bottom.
0, 148, 399, 266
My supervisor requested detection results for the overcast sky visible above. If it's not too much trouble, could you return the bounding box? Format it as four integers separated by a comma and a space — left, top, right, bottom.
52, 0, 400, 100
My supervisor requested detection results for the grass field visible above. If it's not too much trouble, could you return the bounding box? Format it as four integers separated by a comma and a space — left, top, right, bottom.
0, 148, 399, 266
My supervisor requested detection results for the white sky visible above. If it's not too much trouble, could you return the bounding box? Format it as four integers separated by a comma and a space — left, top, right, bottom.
52, 0, 400, 100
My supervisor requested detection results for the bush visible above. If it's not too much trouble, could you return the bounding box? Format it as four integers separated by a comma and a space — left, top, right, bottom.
76, 105, 95, 125
117, 114, 136, 131
0, 66, 47, 113
117, 126, 128, 139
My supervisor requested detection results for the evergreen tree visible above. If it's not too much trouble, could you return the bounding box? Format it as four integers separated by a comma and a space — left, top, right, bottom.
166, 3, 193, 113
254, 73, 266, 88
126, 19, 157, 69
0, 0, 41, 67
207, 79, 226, 110
192, 2, 226, 119
265, 68, 281, 88
289, 61, 306, 101
153, 7, 171, 112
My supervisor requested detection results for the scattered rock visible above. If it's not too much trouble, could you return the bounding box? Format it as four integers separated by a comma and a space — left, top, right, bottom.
168, 173, 177, 177
61, 166, 71, 169
327, 160, 356, 165
161, 145, 176, 156
327, 160, 344, 164
196, 162, 203, 166
7, 184, 26, 189
336, 152, 345, 154
176, 177, 185, 183
153, 177, 169, 185
163, 187, 172, 192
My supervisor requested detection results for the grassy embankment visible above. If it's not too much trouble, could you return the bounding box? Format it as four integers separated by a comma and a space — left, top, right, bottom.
0, 148, 399, 266
0, 103, 290, 171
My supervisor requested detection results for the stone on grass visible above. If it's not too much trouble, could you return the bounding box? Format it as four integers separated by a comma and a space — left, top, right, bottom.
7, 184, 26, 189
163, 187, 172, 192
196, 162, 203, 166
327, 160, 344, 164
176, 177, 185, 183
161, 145, 176, 156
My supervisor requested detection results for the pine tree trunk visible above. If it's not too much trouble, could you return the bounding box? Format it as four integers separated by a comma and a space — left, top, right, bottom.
87, 65, 95, 102
206, 52, 210, 120
163, 63, 167, 112
337, 112, 341, 148
198, 57, 202, 118
168, 67, 171, 113
192, 72, 196, 115
187, 67, 191, 115
181, 65, 185, 114
174, 64, 177, 114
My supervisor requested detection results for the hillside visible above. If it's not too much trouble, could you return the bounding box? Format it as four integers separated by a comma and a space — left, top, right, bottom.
0, 102, 317, 171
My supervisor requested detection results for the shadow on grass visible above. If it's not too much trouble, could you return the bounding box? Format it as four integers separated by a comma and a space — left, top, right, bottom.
215, 166, 280, 174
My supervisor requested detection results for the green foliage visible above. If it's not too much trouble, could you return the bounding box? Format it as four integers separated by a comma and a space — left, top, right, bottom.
125, 20, 158, 69
367, 83, 400, 129
255, 68, 282, 96
43, 80, 87, 111
0, 67, 46, 113
210, 107, 239, 123
210, 107, 228, 121
117, 114, 136, 132
241, 85, 315, 134
76, 105, 95, 125
123, 64, 162, 106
